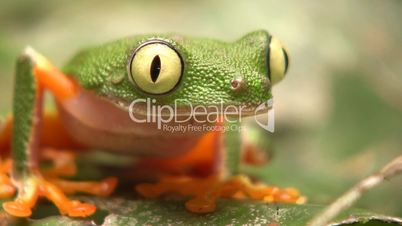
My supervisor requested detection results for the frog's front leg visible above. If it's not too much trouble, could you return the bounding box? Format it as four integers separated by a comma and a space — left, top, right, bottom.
2, 48, 116, 217
137, 120, 306, 213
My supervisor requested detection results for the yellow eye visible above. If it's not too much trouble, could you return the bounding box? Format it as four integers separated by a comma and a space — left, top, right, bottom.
267, 36, 289, 84
128, 41, 183, 94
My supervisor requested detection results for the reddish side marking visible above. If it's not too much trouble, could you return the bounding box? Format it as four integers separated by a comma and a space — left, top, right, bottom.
39, 111, 86, 150
0, 116, 12, 156
135, 129, 223, 177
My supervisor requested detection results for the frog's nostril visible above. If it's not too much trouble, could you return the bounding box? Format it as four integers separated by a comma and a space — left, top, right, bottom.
230, 77, 246, 92
231, 80, 240, 89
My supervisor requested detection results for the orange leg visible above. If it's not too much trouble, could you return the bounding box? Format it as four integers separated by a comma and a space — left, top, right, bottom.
3, 176, 39, 217
137, 174, 306, 213
2, 48, 117, 217
0, 151, 118, 217
136, 128, 306, 213
41, 148, 77, 177
3, 175, 96, 217
0, 115, 116, 215
49, 177, 117, 197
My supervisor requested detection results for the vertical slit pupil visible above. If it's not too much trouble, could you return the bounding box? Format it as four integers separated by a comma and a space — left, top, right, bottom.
150, 55, 161, 83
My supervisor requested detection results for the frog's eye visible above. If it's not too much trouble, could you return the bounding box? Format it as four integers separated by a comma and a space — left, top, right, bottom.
128, 40, 183, 94
267, 36, 289, 84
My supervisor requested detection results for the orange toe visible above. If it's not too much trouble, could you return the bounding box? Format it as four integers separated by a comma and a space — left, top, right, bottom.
0, 153, 113, 218
3, 175, 101, 218
3, 201, 32, 217
273, 187, 301, 203
50, 177, 118, 197
136, 174, 306, 214
67, 201, 96, 217
185, 196, 216, 213
96, 177, 118, 197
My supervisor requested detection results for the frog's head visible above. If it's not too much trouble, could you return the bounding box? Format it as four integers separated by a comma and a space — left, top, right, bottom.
64, 30, 289, 116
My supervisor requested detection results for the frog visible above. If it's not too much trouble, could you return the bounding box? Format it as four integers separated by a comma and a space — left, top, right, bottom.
0, 30, 304, 218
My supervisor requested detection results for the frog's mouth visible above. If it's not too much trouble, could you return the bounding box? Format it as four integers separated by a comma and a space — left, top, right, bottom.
112, 98, 273, 118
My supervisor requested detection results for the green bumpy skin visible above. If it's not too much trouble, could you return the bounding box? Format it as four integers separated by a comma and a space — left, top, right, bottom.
63, 30, 273, 107
12, 55, 38, 178
1, 30, 295, 219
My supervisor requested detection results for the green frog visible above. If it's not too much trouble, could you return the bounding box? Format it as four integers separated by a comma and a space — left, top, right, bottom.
0, 30, 303, 218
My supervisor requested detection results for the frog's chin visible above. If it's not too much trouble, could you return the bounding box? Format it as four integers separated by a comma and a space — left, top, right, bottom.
111, 98, 273, 118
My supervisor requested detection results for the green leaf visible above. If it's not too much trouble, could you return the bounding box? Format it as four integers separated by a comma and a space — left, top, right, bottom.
1, 198, 401, 226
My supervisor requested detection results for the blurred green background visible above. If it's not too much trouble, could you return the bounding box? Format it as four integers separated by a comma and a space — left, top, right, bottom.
0, 0, 401, 218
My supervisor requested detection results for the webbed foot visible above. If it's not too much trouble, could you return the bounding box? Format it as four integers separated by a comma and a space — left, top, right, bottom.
136, 174, 306, 213
1, 149, 118, 217
3, 175, 97, 217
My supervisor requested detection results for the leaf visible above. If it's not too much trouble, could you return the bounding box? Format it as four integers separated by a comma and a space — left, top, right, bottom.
0, 198, 401, 226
